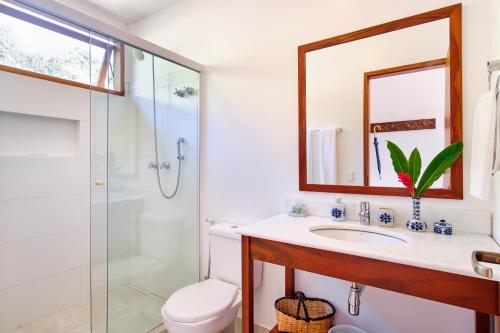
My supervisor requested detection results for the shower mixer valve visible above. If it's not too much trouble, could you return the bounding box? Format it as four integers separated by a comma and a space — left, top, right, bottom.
148, 162, 171, 170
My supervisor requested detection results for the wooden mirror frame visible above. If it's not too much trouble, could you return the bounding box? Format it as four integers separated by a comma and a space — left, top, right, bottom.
298, 4, 462, 199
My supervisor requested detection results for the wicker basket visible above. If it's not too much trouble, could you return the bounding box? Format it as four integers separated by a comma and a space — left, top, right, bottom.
274, 291, 335, 333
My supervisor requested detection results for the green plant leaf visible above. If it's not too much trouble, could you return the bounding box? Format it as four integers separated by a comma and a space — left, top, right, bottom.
408, 148, 422, 185
415, 141, 463, 197
386, 141, 409, 173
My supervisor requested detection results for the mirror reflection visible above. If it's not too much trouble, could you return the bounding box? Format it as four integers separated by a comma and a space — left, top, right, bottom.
305, 18, 450, 188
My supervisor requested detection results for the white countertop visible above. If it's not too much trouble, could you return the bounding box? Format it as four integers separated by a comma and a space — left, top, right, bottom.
238, 214, 500, 281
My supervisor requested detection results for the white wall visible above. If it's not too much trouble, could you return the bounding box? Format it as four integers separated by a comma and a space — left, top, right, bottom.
130, 1, 494, 332
54, 0, 127, 31
0, 71, 92, 333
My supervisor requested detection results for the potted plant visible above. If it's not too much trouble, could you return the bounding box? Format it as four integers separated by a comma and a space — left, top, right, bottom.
387, 140, 463, 232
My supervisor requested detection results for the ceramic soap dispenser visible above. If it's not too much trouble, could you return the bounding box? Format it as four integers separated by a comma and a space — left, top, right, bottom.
330, 196, 346, 221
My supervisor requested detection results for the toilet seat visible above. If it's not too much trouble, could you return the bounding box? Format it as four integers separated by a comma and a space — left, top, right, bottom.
163, 279, 238, 323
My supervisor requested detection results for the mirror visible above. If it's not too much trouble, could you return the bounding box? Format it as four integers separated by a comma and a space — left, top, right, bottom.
298, 5, 462, 198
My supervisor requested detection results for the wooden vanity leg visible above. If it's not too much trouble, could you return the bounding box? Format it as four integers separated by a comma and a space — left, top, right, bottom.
475, 312, 492, 333
285, 267, 295, 296
242, 236, 254, 333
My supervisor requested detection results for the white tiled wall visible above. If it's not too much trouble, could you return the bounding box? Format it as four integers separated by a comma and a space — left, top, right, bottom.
0, 71, 93, 333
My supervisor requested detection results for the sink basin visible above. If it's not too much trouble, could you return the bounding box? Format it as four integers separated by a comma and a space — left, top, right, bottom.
310, 225, 408, 245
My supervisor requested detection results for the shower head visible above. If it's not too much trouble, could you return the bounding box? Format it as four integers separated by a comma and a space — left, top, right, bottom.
174, 86, 196, 97
133, 49, 145, 61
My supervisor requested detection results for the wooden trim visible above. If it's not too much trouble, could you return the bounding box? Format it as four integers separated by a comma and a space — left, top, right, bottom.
0, 64, 124, 96
298, 5, 460, 53
242, 236, 254, 333
365, 58, 446, 79
363, 62, 370, 187
119, 44, 125, 94
448, 3, 463, 199
97, 48, 111, 88
475, 312, 492, 333
285, 267, 295, 296
298, 4, 462, 199
369, 119, 436, 133
248, 237, 499, 315
298, 43, 307, 191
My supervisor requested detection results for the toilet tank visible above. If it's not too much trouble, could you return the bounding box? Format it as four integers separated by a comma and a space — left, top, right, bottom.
209, 223, 262, 289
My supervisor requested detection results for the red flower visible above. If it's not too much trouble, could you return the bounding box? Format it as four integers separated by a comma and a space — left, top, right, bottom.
397, 172, 415, 197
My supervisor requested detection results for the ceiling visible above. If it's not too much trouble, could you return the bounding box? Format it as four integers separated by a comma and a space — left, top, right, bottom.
74, 0, 175, 24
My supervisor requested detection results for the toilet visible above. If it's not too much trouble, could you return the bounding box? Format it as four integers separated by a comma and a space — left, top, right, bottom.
161, 223, 263, 333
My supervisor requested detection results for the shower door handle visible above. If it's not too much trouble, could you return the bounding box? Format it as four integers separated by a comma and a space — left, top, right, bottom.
95, 180, 105, 187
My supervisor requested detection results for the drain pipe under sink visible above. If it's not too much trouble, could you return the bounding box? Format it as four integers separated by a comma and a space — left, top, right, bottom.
348, 282, 362, 316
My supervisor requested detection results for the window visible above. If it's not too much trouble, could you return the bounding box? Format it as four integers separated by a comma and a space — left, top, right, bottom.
0, 0, 123, 95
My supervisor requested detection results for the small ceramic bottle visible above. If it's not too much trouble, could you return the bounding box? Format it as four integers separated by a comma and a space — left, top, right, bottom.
377, 208, 395, 227
330, 196, 346, 221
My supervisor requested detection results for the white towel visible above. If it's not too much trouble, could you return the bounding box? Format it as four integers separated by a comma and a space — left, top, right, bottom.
470, 90, 497, 199
493, 77, 500, 173
320, 128, 337, 184
307, 128, 338, 184
307, 130, 321, 183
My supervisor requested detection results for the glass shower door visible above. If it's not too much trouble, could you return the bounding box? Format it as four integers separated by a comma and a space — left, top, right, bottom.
103, 44, 200, 333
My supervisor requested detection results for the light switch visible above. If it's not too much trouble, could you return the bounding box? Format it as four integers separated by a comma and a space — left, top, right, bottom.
347, 169, 356, 183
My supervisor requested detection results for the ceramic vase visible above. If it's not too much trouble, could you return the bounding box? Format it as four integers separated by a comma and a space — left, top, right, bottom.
406, 197, 427, 232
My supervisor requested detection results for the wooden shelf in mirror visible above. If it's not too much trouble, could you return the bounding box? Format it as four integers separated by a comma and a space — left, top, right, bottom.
370, 119, 436, 133
297, 4, 462, 199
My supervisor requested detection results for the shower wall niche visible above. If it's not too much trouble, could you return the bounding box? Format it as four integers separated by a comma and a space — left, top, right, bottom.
0, 111, 79, 157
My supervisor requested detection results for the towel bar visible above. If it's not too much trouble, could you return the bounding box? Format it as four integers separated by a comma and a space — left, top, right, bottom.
472, 250, 500, 278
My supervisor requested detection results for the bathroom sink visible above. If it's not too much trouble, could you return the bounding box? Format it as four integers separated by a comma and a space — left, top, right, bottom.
310, 225, 408, 245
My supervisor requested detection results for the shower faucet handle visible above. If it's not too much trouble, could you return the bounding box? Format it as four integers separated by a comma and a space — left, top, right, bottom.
160, 162, 171, 170
205, 218, 216, 225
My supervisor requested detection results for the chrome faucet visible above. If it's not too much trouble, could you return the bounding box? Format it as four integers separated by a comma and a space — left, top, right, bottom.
359, 202, 370, 225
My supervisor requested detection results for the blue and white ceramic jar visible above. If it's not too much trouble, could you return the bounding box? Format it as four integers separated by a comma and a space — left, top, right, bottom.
433, 220, 453, 235
377, 208, 394, 227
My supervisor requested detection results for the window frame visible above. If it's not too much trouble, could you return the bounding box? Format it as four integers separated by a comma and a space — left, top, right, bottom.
0, 1, 125, 96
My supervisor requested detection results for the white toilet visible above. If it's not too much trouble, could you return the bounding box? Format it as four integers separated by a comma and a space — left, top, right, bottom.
161, 223, 263, 333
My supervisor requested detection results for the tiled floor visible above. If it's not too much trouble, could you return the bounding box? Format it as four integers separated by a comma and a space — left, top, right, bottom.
107, 283, 165, 333
7, 304, 90, 333
7, 307, 268, 333
150, 318, 269, 333
8, 289, 269, 333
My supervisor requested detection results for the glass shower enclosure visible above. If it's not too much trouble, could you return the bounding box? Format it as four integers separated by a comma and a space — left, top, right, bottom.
90, 41, 200, 333
0, 1, 199, 332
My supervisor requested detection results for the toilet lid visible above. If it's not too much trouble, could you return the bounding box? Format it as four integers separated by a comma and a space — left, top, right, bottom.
164, 279, 238, 323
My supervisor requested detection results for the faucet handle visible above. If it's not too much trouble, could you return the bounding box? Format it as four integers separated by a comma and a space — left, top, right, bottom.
359, 202, 370, 225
